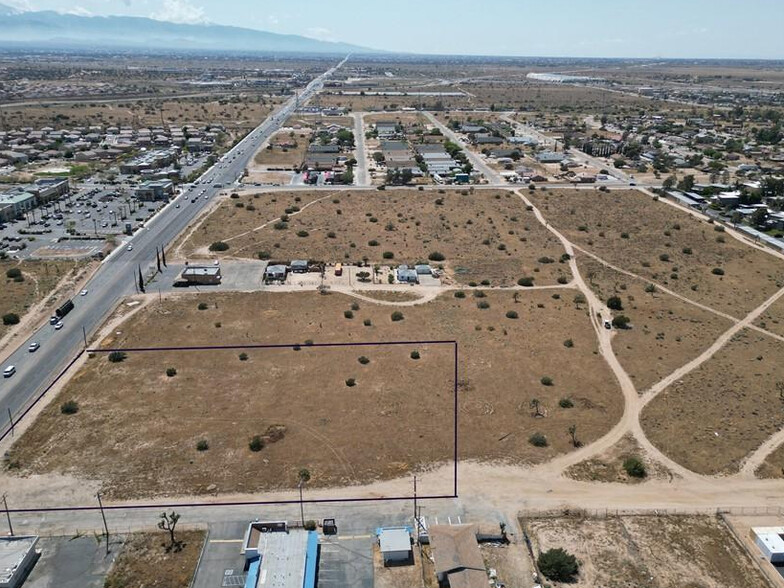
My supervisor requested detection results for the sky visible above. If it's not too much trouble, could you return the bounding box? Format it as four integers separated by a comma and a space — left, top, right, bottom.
5, 0, 784, 59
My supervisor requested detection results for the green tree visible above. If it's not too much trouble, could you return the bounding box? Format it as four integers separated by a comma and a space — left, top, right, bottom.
158, 511, 182, 552
538, 548, 579, 582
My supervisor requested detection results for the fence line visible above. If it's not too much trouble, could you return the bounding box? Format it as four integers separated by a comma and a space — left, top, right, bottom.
518, 505, 784, 520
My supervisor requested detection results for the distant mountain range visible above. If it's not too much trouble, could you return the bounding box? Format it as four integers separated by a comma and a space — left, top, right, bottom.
0, 4, 376, 55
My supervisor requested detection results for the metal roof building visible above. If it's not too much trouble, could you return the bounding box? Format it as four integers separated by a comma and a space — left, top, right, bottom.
0, 536, 39, 588
377, 527, 412, 565
243, 529, 318, 588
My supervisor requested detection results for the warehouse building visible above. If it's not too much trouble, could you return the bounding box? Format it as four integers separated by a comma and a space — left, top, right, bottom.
0, 536, 39, 588
242, 522, 318, 588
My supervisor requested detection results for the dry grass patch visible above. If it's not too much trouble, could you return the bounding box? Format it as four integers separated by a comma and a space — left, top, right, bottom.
529, 189, 784, 315
252, 129, 311, 168
8, 289, 621, 498
754, 294, 784, 339
183, 189, 568, 286
564, 434, 673, 484
524, 514, 767, 588
355, 291, 424, 303
0, 259, 82, 337
104, 530, 205, 588
642, 329, 784, 475
578, 255, 734, 391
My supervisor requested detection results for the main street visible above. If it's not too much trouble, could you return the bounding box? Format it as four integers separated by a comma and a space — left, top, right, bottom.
0, 57, 347, 437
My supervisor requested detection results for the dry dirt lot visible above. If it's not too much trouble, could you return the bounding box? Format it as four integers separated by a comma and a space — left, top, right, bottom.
754, 294, 784, 339
756, 442, 784, 479
8, 289, 621, 499
251, 129, 311, 168
564, 434, 673, 484
103, 531, 206, 588
524, 514, 768, 588
641, 329, 784, 475
180, 189, 570, 286
529, 189, 784, 315
319, 93, 469, 112
578, 255, 734, 391
0, 259, 83, 338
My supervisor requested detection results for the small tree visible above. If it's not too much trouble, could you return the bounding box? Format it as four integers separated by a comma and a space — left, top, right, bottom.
108, 351, 127, 363
166, 367, 177, 377
612, 315, 631, 329
2, 313, 20, 326
529, 433, 548, 447
607, 296, 623, 311
209, 241, 229, 252
158, 511, 182, 552
623, 456, 647, 478
530, 398, 543, 417
249, 435, 264, 451
538, 547, 579, 582
391, 311, 404, 322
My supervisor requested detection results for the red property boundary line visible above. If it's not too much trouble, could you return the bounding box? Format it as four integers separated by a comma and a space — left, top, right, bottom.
3, 339, 459, 513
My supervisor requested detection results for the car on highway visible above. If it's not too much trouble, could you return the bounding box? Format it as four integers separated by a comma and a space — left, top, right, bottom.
49, 315, 58, 325
28, 342, 40, 352
3, 365, 15, 378
54, 321, 64, 330
80, 289, 88, 296
127, 245, 133, 251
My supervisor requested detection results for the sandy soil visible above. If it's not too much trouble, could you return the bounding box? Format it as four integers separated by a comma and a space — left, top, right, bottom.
524, 514, 768, 588
642, 329, 784, 475
565, 434, 674, 484
7, 289, 621, 499
528, 189, 784, 315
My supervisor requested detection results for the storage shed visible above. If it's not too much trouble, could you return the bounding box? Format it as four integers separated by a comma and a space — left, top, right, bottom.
377, 527, 412, 566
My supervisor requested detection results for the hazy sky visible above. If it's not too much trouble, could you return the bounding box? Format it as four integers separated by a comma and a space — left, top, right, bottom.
6, 0, 784, 59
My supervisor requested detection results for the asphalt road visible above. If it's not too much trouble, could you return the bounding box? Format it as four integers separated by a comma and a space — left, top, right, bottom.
0, 57, 346, 436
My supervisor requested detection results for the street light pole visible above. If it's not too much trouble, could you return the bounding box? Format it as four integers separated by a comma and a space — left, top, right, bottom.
298, 482, 305, 527
2, 494, 13, 536
96, 493, 110, 555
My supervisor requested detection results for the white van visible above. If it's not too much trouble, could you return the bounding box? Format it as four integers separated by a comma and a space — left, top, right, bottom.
3, 365, 16, 378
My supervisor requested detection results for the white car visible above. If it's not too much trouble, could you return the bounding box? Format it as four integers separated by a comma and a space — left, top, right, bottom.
80, 289, 88, 296
3, 365, 15, 378
28, 342, 40, 352
55, 321, 64, 330
127, 245, 133, 251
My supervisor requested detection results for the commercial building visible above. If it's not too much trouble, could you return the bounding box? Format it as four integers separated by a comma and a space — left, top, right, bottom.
176, 266, 222, 286
0, 536, 39, 588
119, 148, 179, 175
135, 180, 174, 201
0, 190, 36, 222
430, 525, 487, 588
242, 522, 318, 588
753, 527, 784, 563
377, 527, 412, 566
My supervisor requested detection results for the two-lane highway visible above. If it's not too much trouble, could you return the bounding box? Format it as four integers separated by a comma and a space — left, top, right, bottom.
0, 57, 346, 435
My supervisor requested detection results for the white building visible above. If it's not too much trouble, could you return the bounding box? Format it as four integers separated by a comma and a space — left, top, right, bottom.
753, 527, 784, 563
378, 527, 412, 565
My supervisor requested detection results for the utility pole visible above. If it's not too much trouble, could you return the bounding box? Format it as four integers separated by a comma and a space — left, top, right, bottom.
96, 493, 110, 555
413, 475, 418, 523
82, 326, 88, 348
298, 481, 305, 527
6, 408, 13, 438
2, 494, 13, 536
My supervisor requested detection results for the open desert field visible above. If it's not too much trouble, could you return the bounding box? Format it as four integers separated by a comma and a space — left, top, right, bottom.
529, 188, 784, 315
565, 434, 673, 484
251, 128, 311, 168
180, 189, 570, 286
754, 294, 784, 339
319, 92, 469, 111
103, 531, 206, 588
524, 514, 768, 588
7, 288, 622, 499
641, 329, 784, 475
0, 258, 84, 339
578, 255, 734, 391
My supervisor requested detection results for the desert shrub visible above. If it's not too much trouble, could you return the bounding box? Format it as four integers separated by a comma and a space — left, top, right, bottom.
644, 283, 656, 293
358, 356, 370, 365
382, 251, 394, 259
682, 247, 692, 255
540, 376, 553, 386
239, 352, 249, 361
274, 221, 288, 230
108, 351, 127, 363
557, 276, 569, 284
391, 311, 404, 322
363, 318, 372, 326
304, 520, 318, 531
454, 291, 466, 299
368, 239, 379, 246
410, 350, 420, 360
249, 436, 265, 452
297, 230, 309, 237
607, 296, 623, 310
659, 253, 670, 262
538, 548, 579, 582
529, 433, 548, 447
559, 397, 574, 408
5, 268, 21, 279
257, 250, 271, 260
563, 339, 574, 348
428, 251, 445, 261
2, 313, 19, 326
166, 367, 177, 377
612, 315, 631, 329
517, 277, 534, 287
345, 378, 357, 387
712, 267, 725, 275
477, 301, 490, 309
538, 256, 554, 264
623, 456, 647, 478
196, 439, 209, 451
198, 302, 208, 310
209, 241, 229, 251
344, 310, 354, 319
60, 400, 79, 415
505, 310, 519, 319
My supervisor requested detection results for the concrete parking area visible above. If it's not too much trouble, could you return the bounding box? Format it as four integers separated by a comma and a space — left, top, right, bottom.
25, 535, 118, 588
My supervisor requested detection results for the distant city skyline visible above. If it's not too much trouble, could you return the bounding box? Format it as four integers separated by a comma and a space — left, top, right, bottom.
4, 0, 784, 60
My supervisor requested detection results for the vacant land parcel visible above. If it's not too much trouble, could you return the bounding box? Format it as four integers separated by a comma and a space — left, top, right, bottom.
528, 189, 784, 314
8, 288, 621, 499
180, 189, 569, 286
641, 329, 784, 475
525, 514, 768, 588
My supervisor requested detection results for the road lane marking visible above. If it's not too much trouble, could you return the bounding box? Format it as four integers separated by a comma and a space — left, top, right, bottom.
210, 539, 244, 543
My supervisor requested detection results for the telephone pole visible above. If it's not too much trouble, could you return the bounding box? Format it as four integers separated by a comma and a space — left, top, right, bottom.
2, 494, 13, 536
96, 493, 110, 555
